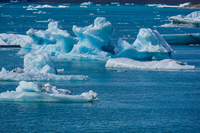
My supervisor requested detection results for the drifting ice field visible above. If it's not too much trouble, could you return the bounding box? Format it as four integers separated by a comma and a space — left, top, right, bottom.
0, 3, 200, 132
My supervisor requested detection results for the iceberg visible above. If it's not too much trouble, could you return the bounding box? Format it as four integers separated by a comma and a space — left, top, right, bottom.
0, 52, 89, 81
116, 28, 173, 60
80, 1, 93, 6
0, 34, 31, 47
18, 17, 114, 61
17, 21, 78, 56
63, 17, 114, 61
168, 11, 200, 27
0, 81, 98, 103
106, 58, 195, 70
146, 2, 191, 8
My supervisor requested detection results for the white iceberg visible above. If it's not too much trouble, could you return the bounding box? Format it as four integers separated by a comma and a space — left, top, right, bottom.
106, 58, 195, 70
0, 81, 98, 103
0, 33, 31, 46
80, 1, 93, 6
0, 52, 89, 81
147, 2, 191, 8
168, 11, 200, 27
116, 28, 173, 60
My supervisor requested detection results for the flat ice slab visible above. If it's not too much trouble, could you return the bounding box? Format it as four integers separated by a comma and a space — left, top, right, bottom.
0, 34, 31, 46
106, 58, 195, 70
0, 68, 89, 81
0, 81, 98, 103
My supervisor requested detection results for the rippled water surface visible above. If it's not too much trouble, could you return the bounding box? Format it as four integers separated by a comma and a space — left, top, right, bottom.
0, 3, 200, 132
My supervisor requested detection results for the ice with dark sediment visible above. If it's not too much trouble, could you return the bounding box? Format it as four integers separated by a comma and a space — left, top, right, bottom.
0, 52, 89, 81
0, 81, 98, 103
162, 11, 200, 27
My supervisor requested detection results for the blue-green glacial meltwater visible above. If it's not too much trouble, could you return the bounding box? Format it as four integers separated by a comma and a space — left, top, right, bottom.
0, 3, 200, 132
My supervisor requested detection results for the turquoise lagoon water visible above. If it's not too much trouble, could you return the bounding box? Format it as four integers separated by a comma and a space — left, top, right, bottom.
0, 3, 200, 132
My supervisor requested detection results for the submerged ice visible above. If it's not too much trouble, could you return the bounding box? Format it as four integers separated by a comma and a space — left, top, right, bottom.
0, 81, 98, 103
0, 52, 88, 81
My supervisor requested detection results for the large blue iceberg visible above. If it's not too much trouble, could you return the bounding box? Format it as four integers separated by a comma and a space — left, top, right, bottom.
18, 17, 114, 61
0, 81, 98, 103
17, 17, 174, 61
57, 17, 114, 61
117, 28, 173, 60
17, 21, 78, 56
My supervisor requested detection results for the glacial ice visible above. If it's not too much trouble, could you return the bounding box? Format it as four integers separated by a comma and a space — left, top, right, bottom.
18, 17, 114, 61
146, 2, 191, 8
0, 34, 31, 46
80, 1, 93, 6
66, 17, 114, 60
17, 21, 78, 56
116, 28, 173, 60
0, 52, 89, 81
106, 58, 195, 70
0, 81, 98, 103
168, 11, 200, 27
16, 18, 175, 61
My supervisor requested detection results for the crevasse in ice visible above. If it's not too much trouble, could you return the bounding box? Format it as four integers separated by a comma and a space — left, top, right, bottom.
116, 28, 173, 60
0, 81, 98, 103
169, 11, 200, 27
0, 52, 89, 81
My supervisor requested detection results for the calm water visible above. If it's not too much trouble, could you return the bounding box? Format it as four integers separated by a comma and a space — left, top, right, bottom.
0, 3, 200, 132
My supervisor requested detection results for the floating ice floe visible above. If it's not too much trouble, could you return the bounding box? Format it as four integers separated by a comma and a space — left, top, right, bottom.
106, 58, 195, 70
17, 21, 78, 56
18, 17, 114, 61
0, 33, 31, 46
80, 1, 93, 6
146, 2, 191, 8
0, 52, 88, 81
0, 81, 98, 103
65, 17, 114, 61
116, 28, 173, 60
167, 11, 200, 27
162, 33, 200, 44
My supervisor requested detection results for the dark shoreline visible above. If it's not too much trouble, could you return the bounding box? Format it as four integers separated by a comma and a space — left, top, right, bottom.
1, 0, 200, 5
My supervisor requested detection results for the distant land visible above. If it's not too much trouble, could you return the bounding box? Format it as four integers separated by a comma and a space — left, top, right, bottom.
1, 0, 200, 5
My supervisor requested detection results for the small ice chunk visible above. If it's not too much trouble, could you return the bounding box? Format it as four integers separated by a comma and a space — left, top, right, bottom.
12, 67, 23, 73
